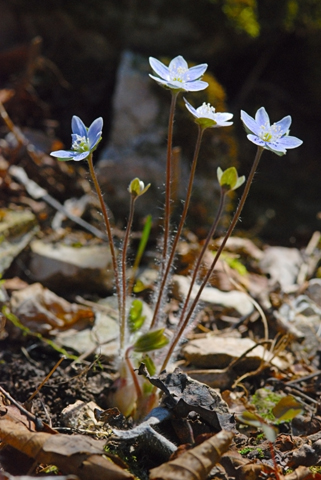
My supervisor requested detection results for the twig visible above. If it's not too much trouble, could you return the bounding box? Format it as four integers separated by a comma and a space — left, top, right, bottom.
9, 165, 108, 240
0, 386, 44, 431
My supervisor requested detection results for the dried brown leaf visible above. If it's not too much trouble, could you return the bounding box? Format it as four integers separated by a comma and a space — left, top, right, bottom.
0, 417, 133, 480
149, 430, 233, 480
10, 283, 94, 333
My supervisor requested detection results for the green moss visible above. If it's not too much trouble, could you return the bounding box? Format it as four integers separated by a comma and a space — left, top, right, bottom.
238, 447, 253, 455
256, 447, 264, 458
309, 466, 321, 474
251, 388, 283, 421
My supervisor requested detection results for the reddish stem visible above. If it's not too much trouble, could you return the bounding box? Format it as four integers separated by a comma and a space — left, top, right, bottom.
151, 125, 205, 329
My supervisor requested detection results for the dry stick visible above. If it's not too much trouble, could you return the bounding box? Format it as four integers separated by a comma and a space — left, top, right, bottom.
87, 154, 121, 318
120, 195, 136, 351
151, 124, 205, 329
160, 145, 264, 371
0, 386, 44, 431
27, 356, 65, 403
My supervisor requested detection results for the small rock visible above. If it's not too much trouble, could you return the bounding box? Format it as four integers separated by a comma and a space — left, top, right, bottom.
29, 239, 115, 294
172, 274, 254, 316
259, 246, 303, 290
183, 335, 286, 370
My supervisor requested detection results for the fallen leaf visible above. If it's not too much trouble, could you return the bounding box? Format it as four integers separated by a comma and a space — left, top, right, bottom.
149, 429, 233, 480
0, 415, 133, 480
10, 283, 94, 333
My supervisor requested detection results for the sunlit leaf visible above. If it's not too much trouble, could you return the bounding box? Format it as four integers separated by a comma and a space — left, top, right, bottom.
128, 299, 146, 333
237, 411, 278, 442
133, 328, 169, 353
272, 395, 303, 423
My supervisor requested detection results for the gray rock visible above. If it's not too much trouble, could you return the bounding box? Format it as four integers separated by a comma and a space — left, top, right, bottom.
29, 239, 115, 295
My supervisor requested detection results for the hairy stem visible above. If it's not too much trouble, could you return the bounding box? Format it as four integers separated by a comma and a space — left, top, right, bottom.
151, 125, 205, 329
125, 346, 142, 400
160, 145, 264, 371
120, 196, 136, 351
87, 154, 121, 316
160, 188, 226, 371
161, 90, 179, 272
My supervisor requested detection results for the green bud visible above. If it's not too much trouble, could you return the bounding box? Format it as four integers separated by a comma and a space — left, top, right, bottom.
128, 178, 151, 198
133, 328, 169, 353
128, 299, 146, 333
195, 117, 217, 129
217, 166, 245, 191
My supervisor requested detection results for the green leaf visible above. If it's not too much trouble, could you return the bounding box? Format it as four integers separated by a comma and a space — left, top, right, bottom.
133, 280, 148, 293
128, 299, 146, 333
133, 215, 152, 272
133, 328, 169, 353
142, 354, 156, 376
272, 395, 303, 423
237, 411, 278, 442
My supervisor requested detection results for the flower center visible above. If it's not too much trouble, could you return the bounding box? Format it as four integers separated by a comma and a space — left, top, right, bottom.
259, 123, 282, 143
72, 134, 90, 152
197, 102, 216, 118
170, 66, 188, 83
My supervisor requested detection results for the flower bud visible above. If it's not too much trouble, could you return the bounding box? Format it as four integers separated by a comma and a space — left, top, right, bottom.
128, 178, 151, 198
217, 166, 245, 191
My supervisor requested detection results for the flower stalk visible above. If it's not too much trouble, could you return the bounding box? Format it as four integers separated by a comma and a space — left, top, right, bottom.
161, 90, 179, 273
151, 123, 205, 329
87, 153, 121, 315
160, 146, 264, 371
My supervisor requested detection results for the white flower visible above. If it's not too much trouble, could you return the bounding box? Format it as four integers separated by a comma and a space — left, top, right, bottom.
184, 99, 233, 128
149, 55, 208, 92
241, 107, 303, 156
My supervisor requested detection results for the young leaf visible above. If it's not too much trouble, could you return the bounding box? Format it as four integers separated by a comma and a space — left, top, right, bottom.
272, 395, 303, 423
142, 355, 156, 376
237, 411, 278, 442
133, 329, 169, 353
133, 215, 152, 271
128, 299, 146, 333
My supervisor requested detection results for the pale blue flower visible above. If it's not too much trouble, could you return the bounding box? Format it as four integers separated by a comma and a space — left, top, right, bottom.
184, 98, 233, 128
241, 107, 302, 156
51, 116, 103, 161
149, 55, 208, 92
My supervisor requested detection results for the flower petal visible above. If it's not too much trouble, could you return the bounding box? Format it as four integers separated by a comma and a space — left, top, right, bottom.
277, 135, 303, 149
72, 151, 91, 161
186, 63, 208, 81
255, 107, 270, 127
184, 98, 198, 117
169, 55, 188, 72
184, 80, 209, 91
266, 141, 286, 153
50, 150, 75, 158
274, 115, 292, 134
149, 57, 170, 80
88, 117, 103, 149
149, 75, 172, 87
215, 112, 233, 122
72, 116, 87, 137
241, 110, 260, 136
215, 120, 233, 128
247, 134, 266, 147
